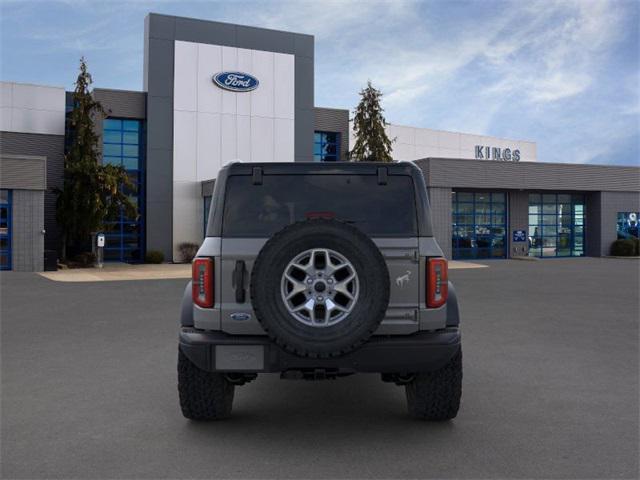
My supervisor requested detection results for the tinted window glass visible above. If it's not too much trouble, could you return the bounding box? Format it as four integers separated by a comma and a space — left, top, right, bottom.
222, 174, 417, 237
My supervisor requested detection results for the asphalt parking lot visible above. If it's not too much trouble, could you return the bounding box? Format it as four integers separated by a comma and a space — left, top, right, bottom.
1, 258, 638, 479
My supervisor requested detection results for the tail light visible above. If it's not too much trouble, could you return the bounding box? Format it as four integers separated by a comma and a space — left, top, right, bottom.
427, 257, 448, 308
192, 258, 214, 308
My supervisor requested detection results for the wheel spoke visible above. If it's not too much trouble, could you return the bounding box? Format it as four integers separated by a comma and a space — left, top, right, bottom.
333, 274, 356, 299
285, 280, 307, 299
326, 298, 348, 314
291, 262, 313, 275
325, 259, 349, 276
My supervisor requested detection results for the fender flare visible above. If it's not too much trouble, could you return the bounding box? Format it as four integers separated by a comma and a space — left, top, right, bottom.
446, 281, 460, 327
180, 281, 194, 327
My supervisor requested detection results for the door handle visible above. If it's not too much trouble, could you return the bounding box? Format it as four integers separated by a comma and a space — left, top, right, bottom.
232, 260, 246, 303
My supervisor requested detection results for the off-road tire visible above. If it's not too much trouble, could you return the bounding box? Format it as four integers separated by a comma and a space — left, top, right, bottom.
405, 347, 462, 420
178, 349, 235, 420
251, 218, 390, 358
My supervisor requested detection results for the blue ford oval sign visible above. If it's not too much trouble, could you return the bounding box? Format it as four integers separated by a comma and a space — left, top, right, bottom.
212, 72, 259, 92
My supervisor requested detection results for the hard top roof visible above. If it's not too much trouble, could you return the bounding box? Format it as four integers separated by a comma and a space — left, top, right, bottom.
222, 161, 421, 176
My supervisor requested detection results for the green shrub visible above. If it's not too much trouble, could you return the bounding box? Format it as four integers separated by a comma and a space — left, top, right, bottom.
145, 250, 164, 264
610, 239, 636, 256
178, 242, 199, 263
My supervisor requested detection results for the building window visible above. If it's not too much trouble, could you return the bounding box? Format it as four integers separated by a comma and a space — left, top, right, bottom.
314, 131, 340, 162
0, 189, 12, 270
102, 118, 145, 263
452, 191, 507, 259
528, 193, 585, 257
617, 212, 639, 239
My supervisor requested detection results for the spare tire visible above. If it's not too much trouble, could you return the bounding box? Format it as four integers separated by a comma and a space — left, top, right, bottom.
251, 219, 390, 358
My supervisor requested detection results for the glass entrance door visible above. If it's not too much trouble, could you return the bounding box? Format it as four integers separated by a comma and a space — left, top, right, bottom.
0, 190, 12, 270
528, 193, 585, 257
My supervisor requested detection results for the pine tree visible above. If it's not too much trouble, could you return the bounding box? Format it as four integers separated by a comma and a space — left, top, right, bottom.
349, 81, 394, 162
55, 58, 135, 261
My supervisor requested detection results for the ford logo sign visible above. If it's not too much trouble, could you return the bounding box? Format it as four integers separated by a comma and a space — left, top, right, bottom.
230, 312, 252, 322
212, 72, 259, 92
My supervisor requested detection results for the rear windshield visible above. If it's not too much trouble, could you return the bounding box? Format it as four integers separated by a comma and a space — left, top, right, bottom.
221, 174, 418, 237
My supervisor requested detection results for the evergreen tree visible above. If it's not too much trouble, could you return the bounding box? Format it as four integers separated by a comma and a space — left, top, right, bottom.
55, 58, 135, 261
349, 81, 394, 162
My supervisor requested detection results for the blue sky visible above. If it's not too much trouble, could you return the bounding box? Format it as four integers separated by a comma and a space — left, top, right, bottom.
1, 0, 638, 166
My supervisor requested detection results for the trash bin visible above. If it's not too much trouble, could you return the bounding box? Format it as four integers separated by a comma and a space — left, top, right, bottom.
44, 250, 58, 271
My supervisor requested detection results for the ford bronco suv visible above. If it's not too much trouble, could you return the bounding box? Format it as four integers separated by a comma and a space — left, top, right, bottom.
178, 162, 462, 420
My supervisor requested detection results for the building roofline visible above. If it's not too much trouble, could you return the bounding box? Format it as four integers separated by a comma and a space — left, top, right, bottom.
383, 124, 536, 145
146, 12, 314, 39
0, 80, 65, 90
418, 157, 640, 170
315, 106, 350, 113
93, 87, 146, 95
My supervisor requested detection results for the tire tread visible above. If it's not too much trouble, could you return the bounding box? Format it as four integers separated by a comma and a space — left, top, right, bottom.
178, 349, 235, 420
406, 348, 462, 421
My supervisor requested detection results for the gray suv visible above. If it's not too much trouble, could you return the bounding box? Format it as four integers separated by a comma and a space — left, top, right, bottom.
179, 162, 462, 420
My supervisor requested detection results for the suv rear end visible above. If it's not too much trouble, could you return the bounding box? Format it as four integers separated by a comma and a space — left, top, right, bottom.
179, 162, 461, 420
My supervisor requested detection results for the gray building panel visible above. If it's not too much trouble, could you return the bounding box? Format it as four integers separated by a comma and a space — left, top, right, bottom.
294, 34, 314, 59
175, 17, 237, 46
585, 192, 602, 257
0, 154, 46, 190
0, 132, 63, 252
417, 158, 640, 192
146, 12, 176, 40
508, 191, 529, 257
314, 107, 349, 160
294, 55, 314, 111
146, 38, 175, 98
144, 13, 315, 259
294, 109, 315, 162
236, 25, 295, 53
427, 187, 452, 259
94, 89, 146, 119
11, 189, 44, 271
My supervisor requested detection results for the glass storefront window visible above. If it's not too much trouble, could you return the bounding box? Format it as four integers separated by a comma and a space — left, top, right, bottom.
102, 118, 145, 263
452, 191, 507, 259
313, 131, 340, 162
0, 189, 11, 270
616, 212, 639, 239
528, 193, 585, 258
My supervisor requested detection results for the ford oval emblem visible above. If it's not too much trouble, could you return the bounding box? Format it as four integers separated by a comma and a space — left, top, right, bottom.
212, 72, 259, 92
230, 312, 252, 321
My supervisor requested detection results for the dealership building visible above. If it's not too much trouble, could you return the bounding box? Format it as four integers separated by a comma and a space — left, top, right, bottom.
0, 13, 639, 271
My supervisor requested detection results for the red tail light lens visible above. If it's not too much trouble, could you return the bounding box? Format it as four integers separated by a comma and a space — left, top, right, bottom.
427, 258, 448, 308
192, 258, 214, 308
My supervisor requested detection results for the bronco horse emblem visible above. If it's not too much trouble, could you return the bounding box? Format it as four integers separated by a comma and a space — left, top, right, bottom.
395, 270, 412, 287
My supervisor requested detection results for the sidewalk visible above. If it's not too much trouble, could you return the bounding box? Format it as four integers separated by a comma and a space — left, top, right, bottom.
38, 263, 191, 282
38, 259, 486, 283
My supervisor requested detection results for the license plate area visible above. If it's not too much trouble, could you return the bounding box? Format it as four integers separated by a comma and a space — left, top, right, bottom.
215, 345, 264, 371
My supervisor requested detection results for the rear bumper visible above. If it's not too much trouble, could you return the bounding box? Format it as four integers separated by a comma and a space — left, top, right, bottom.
179, 327, 461, 374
